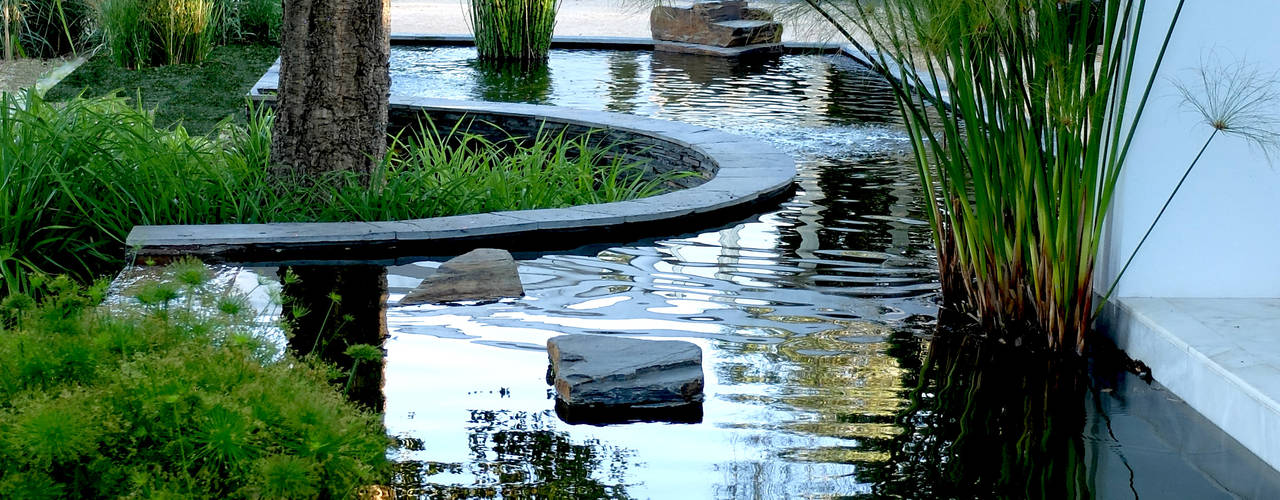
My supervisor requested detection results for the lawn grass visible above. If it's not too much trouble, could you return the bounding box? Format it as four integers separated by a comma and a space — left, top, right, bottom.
44, 44, 279, 135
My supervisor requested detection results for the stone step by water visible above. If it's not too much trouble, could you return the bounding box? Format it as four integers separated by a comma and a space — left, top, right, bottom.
398, 248, 524, 305
546, 334, 705, 410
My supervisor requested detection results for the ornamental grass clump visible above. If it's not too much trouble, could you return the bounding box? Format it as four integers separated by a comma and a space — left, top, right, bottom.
0, 263, 391, 497
0, 91, 674, 297
97, 0, 220, 68
468, 0, 559, 62
804, 0, 1185, 351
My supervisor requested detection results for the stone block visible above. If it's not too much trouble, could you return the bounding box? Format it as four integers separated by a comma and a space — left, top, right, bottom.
547, 334, 704, 408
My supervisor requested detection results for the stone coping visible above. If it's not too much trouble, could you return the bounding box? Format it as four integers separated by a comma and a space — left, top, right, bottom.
126, 95, 795, 260
1099, 297, 1280, 473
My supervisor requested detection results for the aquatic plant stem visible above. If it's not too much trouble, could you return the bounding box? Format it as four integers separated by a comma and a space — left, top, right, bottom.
343, 359, 361, 395
1095, 129, 1217, 317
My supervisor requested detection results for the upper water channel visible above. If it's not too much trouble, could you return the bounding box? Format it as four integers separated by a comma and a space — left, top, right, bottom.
239, 46, 1280, 498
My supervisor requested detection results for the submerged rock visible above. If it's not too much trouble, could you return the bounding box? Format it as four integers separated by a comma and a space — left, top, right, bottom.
398, 248, 523, 305
546, 334, 705, 410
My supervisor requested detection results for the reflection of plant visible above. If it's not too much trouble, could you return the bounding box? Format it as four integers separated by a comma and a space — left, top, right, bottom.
278, 265, 386, 410
804, 0, 1187, 351
857, 330, 1089, 498
393, 410, 633, 498
1098, 55, 1280, 306
471, 58, 553, 104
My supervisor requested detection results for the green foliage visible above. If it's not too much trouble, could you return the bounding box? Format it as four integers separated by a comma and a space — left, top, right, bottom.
469, 0, 560, 61
216, 0, 281, 44
0, 262, 391, 497
96, 0, 220, 68
0, 91, 676, 296
814, 0, 1185, 350
5, 0, 93, 58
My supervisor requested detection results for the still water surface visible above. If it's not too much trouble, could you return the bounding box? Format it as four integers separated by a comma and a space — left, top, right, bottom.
269, 47, 1280, 498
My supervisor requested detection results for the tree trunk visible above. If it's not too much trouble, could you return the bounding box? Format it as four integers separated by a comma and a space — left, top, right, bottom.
271, 0, 390, 181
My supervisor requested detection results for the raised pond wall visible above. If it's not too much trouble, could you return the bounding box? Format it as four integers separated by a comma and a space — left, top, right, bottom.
126, 93, 795, 262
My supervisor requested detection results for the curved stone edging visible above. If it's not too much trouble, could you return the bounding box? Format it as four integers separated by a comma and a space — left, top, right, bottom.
126, 96, 796, 259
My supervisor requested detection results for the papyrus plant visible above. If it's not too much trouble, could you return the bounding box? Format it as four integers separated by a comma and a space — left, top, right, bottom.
468, 0, 560, 62
1098, 54, 1280, 307
803, 0, 1185, 351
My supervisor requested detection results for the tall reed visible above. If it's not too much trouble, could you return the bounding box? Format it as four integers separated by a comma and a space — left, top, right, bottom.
97, 0, 150, 67
468, 0, 560, 62
804, 0, 1185, 351
9, 0, 90, 58
97, 0, 220, 68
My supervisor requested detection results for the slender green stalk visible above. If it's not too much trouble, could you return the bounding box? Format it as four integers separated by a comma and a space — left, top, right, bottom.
469, 0, 560, 61
1095, 130, 1215, 314
806, 0, 1185, 351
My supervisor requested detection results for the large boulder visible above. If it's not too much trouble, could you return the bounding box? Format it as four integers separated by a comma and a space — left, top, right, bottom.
651, 1, 782, 48
399, 248, 524, 305
547, 334, 704, 409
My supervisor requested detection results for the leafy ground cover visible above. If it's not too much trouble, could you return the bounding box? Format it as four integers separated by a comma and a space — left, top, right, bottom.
44, 44, 279, 134
0, 262, 391, 497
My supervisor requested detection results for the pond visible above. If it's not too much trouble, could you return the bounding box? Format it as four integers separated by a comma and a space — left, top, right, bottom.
251, 46, 1280, 498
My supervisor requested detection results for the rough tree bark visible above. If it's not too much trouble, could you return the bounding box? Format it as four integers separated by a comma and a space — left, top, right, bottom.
271, 0, 390, 181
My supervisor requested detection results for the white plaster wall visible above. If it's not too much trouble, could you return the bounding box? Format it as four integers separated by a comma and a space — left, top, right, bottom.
1098, 0, 1280, 298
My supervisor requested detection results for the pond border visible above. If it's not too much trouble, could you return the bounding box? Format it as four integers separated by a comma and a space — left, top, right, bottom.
126, 94, 796, 261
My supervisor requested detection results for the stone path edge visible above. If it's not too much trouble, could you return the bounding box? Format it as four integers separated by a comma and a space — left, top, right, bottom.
1098, 298, 1280, 472
126, 95, 796, 260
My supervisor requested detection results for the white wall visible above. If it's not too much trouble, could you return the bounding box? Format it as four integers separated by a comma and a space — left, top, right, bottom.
1098, 0, 1280, 298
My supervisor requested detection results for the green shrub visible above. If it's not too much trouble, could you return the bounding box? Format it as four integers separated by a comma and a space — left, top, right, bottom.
469, 0, 559, 61
0, 263, 391, 497
0, 91, 677, 296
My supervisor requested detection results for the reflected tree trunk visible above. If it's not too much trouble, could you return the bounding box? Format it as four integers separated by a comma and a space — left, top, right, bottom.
280, 265, 388, 411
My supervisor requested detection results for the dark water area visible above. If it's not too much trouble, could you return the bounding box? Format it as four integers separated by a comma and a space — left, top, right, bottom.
256, 47, 1280, 498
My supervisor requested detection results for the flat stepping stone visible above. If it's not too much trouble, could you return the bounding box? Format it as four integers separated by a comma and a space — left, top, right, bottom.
547, 334, 705, 410
399, 248, 523, 305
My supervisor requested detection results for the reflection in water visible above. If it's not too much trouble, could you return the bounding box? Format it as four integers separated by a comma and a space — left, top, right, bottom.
604, 52, 643, 114
470, 60, 553, 104
649, 50, 775, 85
259, 47, 1280, 498
860, 329, 1090, 498
280, 265, 389, 411
393, 410, 633, 499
